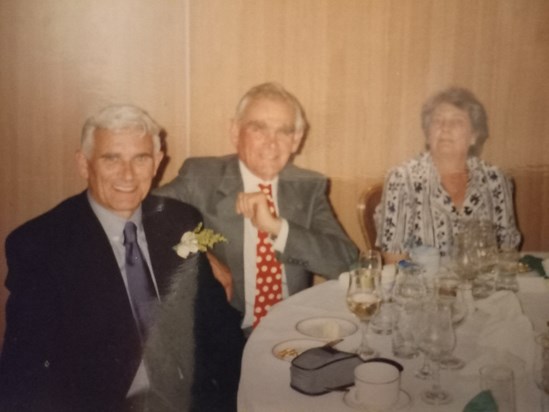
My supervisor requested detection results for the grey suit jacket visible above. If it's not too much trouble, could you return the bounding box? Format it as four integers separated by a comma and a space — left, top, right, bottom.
155, 154, 358, 314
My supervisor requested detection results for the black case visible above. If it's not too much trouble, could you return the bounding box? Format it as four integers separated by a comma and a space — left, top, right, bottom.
290, 346, 364, 395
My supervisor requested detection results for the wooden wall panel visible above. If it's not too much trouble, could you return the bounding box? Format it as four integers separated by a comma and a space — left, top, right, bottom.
0, 0, 189, 344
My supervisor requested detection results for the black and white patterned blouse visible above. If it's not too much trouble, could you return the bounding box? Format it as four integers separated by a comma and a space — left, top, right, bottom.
375, 152, 521, 256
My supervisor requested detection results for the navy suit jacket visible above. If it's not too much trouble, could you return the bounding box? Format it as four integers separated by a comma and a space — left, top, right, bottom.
0, 192, 243, 412
155, 154, 358, 315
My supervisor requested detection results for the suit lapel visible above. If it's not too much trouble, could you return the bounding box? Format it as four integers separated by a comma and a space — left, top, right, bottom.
73, 194, 136, 325
278, 165, 308, 224
212, 158, 247, 300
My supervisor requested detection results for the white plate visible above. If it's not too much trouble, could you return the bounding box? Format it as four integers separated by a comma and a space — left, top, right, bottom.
296, 316, 358, 339
343, 387, 412, 411
272, 338, 326, 362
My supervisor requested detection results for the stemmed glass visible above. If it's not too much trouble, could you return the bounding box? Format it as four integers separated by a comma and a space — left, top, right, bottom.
418, 302, 456, 405
437, 265, 466, 370
534, 326, 549, 410
393, 261, 431, 379
451, 230, 479, 316
346, 249, 382, 359
472, 220, 499, 298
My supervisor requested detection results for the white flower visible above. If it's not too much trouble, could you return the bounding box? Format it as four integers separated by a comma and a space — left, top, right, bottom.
174, 231, 200, 258
173, 223, 227, 259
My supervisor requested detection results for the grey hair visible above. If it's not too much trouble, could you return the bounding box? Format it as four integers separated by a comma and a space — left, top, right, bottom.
235, 82, 308, 133
421, 87, 489, 156
81, 104, 162, 158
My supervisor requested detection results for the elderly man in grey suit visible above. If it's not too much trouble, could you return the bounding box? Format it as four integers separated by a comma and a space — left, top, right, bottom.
155, 82, 357, 331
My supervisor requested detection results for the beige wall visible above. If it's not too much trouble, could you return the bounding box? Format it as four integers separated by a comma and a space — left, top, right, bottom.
1, 0, 548, 344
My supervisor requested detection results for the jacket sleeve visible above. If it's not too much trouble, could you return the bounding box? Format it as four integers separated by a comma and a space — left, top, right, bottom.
279, 178, 358, 277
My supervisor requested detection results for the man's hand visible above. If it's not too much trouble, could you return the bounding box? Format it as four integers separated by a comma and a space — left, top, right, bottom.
235, 191, 282, 236
206, 251, 233, 302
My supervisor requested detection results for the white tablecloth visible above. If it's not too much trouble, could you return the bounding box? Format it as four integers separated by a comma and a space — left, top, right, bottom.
238, 254, 549, 412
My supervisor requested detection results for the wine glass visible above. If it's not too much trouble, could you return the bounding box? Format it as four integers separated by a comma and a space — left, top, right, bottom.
346, 250, 382, 359
371, 264, 396, 335
471, 220, 499, 298
409, 302, 433, 380
393, 261, 431, 378
437, 265, 466, 370
534, 326, 549, 410
418, 302, 456, 405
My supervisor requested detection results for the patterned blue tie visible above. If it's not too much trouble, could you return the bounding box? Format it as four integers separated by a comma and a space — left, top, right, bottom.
123, 221, 156, 341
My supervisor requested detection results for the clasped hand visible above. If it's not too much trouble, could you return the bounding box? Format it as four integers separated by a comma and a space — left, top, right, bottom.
236, 191, 282, 236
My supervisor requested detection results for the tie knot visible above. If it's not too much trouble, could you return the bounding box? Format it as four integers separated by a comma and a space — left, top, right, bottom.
258, 183, 272, 196
124, 221, 138, 244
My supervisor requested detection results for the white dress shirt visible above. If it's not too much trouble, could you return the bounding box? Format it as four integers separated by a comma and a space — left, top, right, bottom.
239, 161, 290, 329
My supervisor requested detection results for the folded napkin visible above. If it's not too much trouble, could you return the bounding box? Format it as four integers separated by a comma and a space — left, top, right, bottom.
463, 390, 498, 412
520, 254, 547, 278
460, 291, 535, 376
475, 290, 522, 320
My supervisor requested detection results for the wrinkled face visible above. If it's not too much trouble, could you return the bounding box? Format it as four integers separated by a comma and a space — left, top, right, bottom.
231, 97, 303, 181
428, 103, 476, 160
77, 128, 163, 218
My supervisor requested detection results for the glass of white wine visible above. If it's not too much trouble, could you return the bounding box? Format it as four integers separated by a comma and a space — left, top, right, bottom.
346, 250, 382, 359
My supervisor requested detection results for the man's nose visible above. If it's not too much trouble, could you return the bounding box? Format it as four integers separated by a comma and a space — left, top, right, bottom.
264, 129, 278, 144
120, 161, 136, 179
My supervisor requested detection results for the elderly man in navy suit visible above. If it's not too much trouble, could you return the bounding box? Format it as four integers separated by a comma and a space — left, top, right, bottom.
156, 83, 357, 333
0, 105, 244, 412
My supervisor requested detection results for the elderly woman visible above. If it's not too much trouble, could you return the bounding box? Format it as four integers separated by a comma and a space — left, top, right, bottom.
375, 87, 521, 264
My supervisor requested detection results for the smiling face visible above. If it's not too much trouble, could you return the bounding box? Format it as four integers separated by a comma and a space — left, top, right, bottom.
77, 127, 163, 218
231, 97, 303, 181
427, 103, 476, 161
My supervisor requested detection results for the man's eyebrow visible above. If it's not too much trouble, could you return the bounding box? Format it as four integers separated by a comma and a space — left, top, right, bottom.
244, 120, 266, 127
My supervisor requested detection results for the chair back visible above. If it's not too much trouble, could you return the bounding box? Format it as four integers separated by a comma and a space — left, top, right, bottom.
357, 182, 384, 250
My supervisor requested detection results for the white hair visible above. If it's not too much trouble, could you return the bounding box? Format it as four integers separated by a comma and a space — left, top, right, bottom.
81, 105, 162, 158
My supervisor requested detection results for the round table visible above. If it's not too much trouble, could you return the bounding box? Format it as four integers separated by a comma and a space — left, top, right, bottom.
238, 255, 549, 412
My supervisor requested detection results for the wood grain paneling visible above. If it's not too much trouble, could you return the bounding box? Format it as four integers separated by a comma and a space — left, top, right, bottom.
1, 0, 548, 347
0, 0, 190, 343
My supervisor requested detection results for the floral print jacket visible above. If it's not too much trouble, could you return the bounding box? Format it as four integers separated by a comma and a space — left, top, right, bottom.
375, 152, 521, 256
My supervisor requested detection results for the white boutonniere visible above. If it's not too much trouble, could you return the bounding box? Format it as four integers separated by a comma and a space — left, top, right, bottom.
173, 223, 227, 258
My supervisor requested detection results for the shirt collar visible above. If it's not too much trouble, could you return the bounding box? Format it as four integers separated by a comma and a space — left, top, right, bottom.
86, 191, 143, 241
238, 160, 279, 194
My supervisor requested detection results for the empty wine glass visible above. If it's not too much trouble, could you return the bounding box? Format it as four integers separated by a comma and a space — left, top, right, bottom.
418, 302, 456, 405
472, 220, 499, 298
534, 325, 549, 410
409, 302, 433, 380
346, 250, 382, 359
437, 265, 466, 370
393, 260, 431, 378
371, 264, 396, 335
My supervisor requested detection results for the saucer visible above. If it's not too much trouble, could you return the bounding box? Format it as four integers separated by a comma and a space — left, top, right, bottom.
343, 387, 411, 411
296, 316, 358, 339
272, 338, 326, 362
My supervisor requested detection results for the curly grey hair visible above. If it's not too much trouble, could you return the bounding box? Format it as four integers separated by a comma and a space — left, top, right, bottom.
421, 87, 488, 156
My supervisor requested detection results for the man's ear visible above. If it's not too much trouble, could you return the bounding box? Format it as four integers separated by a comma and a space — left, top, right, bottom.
153, 151, 164, 174
75, 150, 89, 179
229, 118, 240, 148
291, 130, 304, 153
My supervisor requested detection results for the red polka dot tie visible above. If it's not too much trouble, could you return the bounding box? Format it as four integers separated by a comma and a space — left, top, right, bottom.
253, 183, 283, 328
